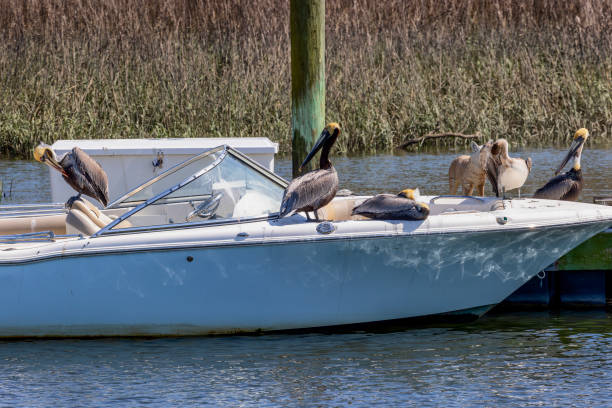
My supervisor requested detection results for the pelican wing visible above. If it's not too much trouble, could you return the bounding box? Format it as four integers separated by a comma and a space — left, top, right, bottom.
533, 173, 580, 201
352, 195, 429, 220
69, 147, 110, 206
485, 154, 501, 197
280, 168, 338, 217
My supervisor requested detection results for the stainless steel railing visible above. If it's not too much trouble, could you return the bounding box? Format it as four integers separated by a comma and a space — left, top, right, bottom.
0, 203, 67, 218
0, 230, 82, 243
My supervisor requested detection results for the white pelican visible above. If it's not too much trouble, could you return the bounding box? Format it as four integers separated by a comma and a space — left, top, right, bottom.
448, 141, 492, 196
486, 139, 532, 198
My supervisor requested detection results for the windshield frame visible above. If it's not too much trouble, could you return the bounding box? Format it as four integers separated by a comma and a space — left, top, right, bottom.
106, 145, 227, 209
92, 145, 288, 238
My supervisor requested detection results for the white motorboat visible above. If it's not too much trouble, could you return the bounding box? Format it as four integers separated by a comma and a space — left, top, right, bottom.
1, 145, 611, 337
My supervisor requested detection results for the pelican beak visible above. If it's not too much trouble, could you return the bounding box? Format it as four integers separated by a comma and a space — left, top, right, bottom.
555, 136, 585, 175
298, 124, 339, 172
33, 143, 63, 173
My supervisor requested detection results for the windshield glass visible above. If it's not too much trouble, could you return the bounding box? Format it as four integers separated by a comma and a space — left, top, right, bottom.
110, 149, 224, 207
107, 149, 286, 231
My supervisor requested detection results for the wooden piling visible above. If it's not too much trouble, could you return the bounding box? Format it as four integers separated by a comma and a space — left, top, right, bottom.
290, 0, 325, 178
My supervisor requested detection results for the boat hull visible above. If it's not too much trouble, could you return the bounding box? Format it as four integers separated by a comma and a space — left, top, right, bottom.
0, 220, 605, 337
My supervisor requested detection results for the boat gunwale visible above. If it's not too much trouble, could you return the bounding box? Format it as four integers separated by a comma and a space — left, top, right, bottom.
0, 217, 609, 265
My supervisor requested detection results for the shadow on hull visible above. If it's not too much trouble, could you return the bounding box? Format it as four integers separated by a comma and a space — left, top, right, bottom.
0, 305, 494, 341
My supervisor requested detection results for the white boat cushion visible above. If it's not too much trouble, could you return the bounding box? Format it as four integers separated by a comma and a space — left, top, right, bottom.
66, 199, 131, 236
232, 190, 280, 218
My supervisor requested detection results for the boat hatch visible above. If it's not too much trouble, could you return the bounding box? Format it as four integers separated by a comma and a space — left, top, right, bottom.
94, 145, 289, 237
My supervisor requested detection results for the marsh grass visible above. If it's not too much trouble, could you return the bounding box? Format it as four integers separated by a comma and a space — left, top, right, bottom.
1, 0, 611, 158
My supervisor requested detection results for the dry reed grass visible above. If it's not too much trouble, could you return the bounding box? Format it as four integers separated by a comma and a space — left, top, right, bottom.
1, 0, 611, 157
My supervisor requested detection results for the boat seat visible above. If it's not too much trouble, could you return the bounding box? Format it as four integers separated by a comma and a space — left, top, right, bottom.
0, 214, 67, 235
66, 199, 132, 236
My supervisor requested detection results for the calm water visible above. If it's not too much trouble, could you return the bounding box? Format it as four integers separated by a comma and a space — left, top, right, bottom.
1, 146, 611, 204
0, 313, 610, 406
0, 147, 611, 406
275, 146, 612, 203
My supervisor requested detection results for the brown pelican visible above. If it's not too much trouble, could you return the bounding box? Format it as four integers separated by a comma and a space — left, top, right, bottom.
486, 138, 532, 198
534, 128, 588, 201
279, 123, 340, 221
34, 143, 109, 207
351, 189, 430, 220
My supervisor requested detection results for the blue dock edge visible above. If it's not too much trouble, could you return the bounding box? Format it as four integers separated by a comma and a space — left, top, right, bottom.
498, 269, 609, 309
497, 224, 612, 310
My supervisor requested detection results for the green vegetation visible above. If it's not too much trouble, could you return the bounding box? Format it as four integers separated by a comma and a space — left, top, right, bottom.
1, 0, 611, 158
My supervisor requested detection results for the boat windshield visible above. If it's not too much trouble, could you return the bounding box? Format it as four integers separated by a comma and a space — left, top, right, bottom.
96, 146, 287, 235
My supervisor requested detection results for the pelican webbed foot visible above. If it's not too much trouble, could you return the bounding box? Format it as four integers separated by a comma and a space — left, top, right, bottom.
303, 211, 322, 222
65, 194, 82, 209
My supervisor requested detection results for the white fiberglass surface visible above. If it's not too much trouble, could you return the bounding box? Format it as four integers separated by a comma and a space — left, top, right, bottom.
118, 150, 223, 205
110, 153, 285, 230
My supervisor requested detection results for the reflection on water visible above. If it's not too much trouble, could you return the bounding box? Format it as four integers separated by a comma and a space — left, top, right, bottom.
0, 147, 610, 204
0, 159, 50, 205
0, 312, 609, 407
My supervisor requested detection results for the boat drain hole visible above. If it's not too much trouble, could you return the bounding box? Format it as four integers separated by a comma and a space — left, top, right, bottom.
187, 256, 194, 262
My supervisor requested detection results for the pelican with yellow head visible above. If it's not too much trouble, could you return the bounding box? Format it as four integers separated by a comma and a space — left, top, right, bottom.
279, 123, 341, 221
34, 143, 110, 207
351, 188, 430, 221
534, 128, 589, 201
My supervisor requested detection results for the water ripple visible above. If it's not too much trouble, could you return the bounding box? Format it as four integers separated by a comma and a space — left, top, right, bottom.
0, 312, 610, 407
2, 147, 610, 205
275, 147, 612, 203
0, 150, 610, 406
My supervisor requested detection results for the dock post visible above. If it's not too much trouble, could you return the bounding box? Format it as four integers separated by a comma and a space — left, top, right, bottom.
290, 0, 325, 178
